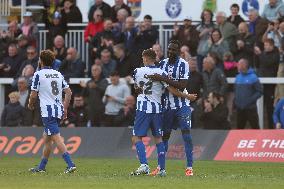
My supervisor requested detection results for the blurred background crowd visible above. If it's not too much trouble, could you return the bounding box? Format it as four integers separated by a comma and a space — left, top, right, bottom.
1, 0, 284, 129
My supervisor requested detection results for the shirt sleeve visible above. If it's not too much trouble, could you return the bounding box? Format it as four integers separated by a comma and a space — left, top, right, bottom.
62, 75, 69, 89
31, 72, 40, 91
161, 71, 169, 88
180, 61, 190, 80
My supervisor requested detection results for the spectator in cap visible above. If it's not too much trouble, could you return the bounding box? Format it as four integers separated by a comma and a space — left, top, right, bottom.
46, 11, 67, 49
20, 11, 39, 47
42, 0, 64, 26
171, 16, 199, 56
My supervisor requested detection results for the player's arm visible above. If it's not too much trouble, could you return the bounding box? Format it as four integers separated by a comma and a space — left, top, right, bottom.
147, 75, 188, 90
28, 90, 38, 110
166, 86, 197, 101
63, 87, 72, 119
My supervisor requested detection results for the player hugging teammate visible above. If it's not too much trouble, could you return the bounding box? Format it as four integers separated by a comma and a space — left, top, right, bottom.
131, 45, 196, 177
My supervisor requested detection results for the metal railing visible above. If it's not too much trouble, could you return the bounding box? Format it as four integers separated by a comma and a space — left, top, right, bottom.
0, 0, 10, 16
37, 22, 176, 70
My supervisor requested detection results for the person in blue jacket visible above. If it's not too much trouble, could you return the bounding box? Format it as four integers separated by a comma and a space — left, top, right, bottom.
273, 98, 284, 129
234, 58, 263, 129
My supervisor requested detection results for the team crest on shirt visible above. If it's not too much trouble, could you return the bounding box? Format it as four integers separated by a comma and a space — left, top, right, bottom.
166, 0, 182, 19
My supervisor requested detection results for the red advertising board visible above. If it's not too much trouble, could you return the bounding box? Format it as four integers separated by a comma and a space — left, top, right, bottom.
214, 130, 284, 162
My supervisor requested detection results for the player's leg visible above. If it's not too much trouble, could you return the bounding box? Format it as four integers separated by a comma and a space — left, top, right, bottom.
29, 133, 51, 173
130, 111, 150, 175
150, 113, 166, 176
51, 133, 76, 172
161, 109, 174, 153
38, 133, 52, 170
49, 118, 76, 173
177, 106, 194, 176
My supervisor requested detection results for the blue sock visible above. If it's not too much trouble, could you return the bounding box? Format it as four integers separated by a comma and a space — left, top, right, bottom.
135, 141, 148, 165
163, 140, 169, 153
156, 142, 166, 170
182, 133, 193, 168
38, 158, 48, 170
62, 152, 75, 168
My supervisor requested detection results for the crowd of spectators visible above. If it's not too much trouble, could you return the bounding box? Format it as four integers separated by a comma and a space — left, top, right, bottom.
1, 0, 284, 129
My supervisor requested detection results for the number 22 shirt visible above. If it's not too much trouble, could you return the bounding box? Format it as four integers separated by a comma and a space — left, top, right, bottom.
31, 68, 69, 119
133, 65, 169, 114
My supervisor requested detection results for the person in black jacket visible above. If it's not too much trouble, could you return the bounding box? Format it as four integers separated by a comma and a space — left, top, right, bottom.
111, 0, 132, 22
200, 92, 230, 129
61, 0, 82, 23
63, 94, 88, 127
46, 11, 67, 49
88, 0, 111, 21
255, 39, 280, 128
134, 15, 158, 55
80, 64, 108, 127
186, 57, 203, 128
59, 47, 85, 80
113, 43, 139, 77
114, 95, 136, 127
235, 22, 256, 67
234, 59, 262, 129
1, 92, 25, 127
227, 3, 245, 27
0, 43, 24, 78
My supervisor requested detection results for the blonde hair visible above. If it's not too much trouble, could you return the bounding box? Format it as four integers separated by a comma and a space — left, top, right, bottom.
8, 91, 20, 100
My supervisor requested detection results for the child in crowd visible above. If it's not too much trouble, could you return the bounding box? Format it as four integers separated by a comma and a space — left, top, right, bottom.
1, 92, 25, 126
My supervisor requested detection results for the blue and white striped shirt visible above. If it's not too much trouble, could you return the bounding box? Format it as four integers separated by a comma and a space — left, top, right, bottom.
133, 65, 168, 113
159, 57, 190, 109
31, 68, 69, 119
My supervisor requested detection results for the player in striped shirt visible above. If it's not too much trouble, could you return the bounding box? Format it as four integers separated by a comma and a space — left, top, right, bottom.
130, 48, 196, 177
148, 40, 194, 176
28, 50, 76, 174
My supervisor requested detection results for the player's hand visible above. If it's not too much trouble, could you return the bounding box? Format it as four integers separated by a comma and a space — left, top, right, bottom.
186, 94, 198, 101
3, 65, 11, 72
63, 108, 68, 120
79, 80, 87, 88
147, 74, 165, 81
28, 103, 35, 110
276, 123, 282, 129
134, 86, 143, 95
107, 95, 116, 101
254, 46, 261, 55
88, 81, 96, 88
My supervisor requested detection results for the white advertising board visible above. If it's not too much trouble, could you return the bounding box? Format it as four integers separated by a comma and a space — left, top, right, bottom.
78, 0, 269, 22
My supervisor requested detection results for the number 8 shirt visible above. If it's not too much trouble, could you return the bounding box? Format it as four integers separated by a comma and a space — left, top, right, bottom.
31, 67, 69, 119
133, 65, 169, 113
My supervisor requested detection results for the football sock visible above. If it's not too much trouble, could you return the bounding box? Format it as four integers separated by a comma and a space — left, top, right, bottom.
62, 152, 75, 168
38, 157, 48, 170
156, 142, 166, 170
182, 133, 193, 168
163, 140, 169, 152
135, 141, 148, 165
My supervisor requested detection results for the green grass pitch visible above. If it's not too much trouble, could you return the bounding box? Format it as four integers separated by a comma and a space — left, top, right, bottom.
0, 157, 283, 189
